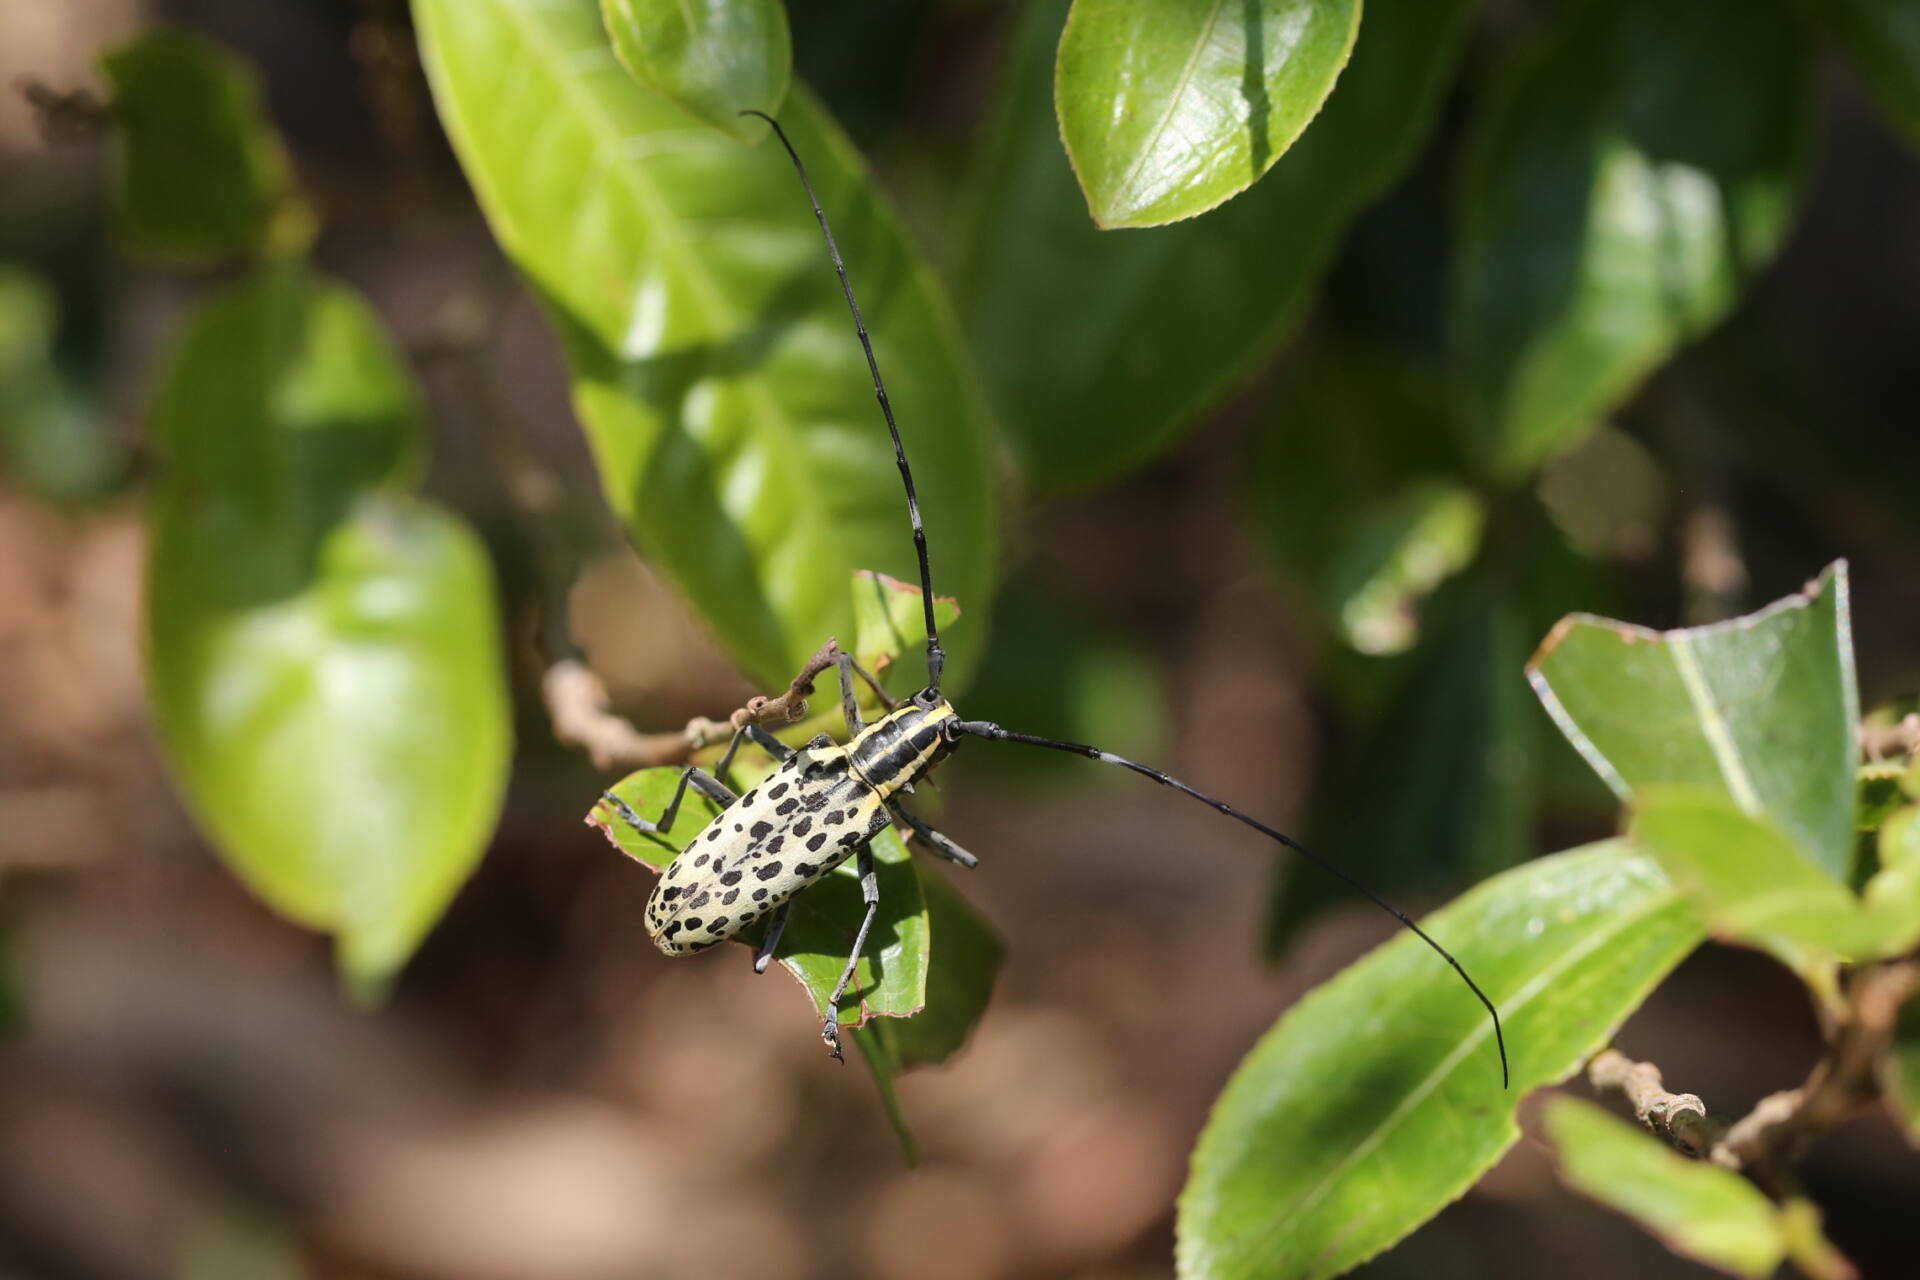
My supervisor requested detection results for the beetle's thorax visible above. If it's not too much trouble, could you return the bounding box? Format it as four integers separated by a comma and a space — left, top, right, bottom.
845, 697, 957, 799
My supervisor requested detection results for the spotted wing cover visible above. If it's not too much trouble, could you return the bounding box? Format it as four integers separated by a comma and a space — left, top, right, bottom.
644, 743, 892, 954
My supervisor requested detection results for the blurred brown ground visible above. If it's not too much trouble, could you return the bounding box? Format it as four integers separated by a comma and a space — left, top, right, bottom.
5, 2, 1920, 1279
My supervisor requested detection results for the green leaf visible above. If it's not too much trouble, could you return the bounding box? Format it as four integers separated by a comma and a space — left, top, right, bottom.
1178, 842, 1703, 1280
1054, 0, 1361, 228
1542, 1096, 1786, 1278
100, 28, 313, 264
599, 0, 790, 141
414, 0, 997, 692
1453, 0, 1811, 476
958, 0, 1472, 486
1821, 0, 1920, 149
144, 267, 511, 996
1527, 562, 1859, 881
1630, 787, 1920, 971
849, 569, 959, 695
1267, 585, 1534, 953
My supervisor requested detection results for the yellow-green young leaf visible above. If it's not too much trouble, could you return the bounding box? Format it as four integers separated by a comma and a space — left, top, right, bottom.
849, 570, 959, 694
1542, 1096, 1786, 1278
1822, 0, 1920, 149
1631, 787, 1920, 981
1528, 562, 1859, 881
1178, 842, 1703, 1280
599, 0, 790, 141
1453, 0, 1811, 476
414, 0, 997, 692
144, 268, 510, 996
960, 0, 1471, 485
1055, 0, 1360, 228
100, 28, 313, 263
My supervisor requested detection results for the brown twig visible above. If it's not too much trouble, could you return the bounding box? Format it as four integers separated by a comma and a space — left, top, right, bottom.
1588, 1049, 1715, 1156
543, 639, 843, 772
1860, 714, 1920, 762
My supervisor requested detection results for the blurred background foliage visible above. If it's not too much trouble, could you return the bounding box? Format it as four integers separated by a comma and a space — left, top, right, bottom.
3, 0, 1920, 1277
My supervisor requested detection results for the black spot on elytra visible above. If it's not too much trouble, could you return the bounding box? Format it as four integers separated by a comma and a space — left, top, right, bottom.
722, 888, 739, 905
690, 939, 717, 952
750, 820, 772, 839
822, 809, 844, 826
793, 817, 813, 837
661, 886, 680, 901
775, 798, 799, 816
804, 790, 830, 812
794, 862, 817, 878
705, 827, 720, 842
693, 852, 709, 868
839, 832, 861, 847
733, 822, 743, 833
720, 870, 742, 886
665, 921, 682, 937
709, 916, 729, 932
689, 892, 711, 910
740, 790, 758, 806
807, 833, 827, 853
756, 863, 782, 881
752, 888, 768, 901
768, 782, 789, 799
682, 917, 702, 930
767, 836, 785, 853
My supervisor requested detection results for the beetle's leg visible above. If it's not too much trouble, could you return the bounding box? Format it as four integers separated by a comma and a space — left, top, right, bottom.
743, 723, 795, 763
752, 900, 793, 974
835, 650, 866, 736
848, 652, 898, 711
890, 804, 979, 869
600, 728, 746, 837
821, 841, 880, 1063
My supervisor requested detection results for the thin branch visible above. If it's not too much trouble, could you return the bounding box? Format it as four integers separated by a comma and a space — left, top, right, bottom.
1588, 1049, 1715, 1156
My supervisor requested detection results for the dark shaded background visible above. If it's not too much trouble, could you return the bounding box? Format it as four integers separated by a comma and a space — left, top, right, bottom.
3, 1, 1919, 1277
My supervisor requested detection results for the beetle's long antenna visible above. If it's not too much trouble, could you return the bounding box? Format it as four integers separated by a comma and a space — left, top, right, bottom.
744, 109, 945, 695
949, 719, 1510, 1088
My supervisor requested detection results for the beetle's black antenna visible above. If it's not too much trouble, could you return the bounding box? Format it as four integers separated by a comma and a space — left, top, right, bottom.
743, 109, 945, 695
949, 719, 1510, 1088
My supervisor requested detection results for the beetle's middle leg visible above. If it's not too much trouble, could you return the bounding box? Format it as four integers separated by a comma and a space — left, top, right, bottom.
890, 805, 979, 869
821, 840, 881, 1062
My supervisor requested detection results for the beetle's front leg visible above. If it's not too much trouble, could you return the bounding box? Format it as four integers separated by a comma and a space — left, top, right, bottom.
601, 728, 747, 837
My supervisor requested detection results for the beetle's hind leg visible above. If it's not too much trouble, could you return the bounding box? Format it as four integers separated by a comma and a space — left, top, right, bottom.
821, 841, 880, 1062
890, 805, 979, 869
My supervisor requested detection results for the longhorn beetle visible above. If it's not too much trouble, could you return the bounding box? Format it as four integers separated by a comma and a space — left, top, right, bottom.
600, 110, 1509, 1086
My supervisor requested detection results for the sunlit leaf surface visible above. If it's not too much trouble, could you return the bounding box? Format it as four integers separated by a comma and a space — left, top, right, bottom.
416, 0, 997, 689
1054, 0, 1360, 227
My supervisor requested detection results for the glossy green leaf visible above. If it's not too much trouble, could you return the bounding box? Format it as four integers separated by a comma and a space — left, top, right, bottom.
1178, 842, 1703, 1280
1054, 0, 1360, 228
849, 570, 960, 695
1822, 0, 1920, 149
1453, 0, 1811, 476
1542, 1096, 1785, 1278
599, 0, 790, 141
1528, 562, 1859, 881
958, 0, 1471, 486
100, 28, 313, 263
1630, 787, 1920, 971
144, 267, 511, 995
415, 0, 997, 691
